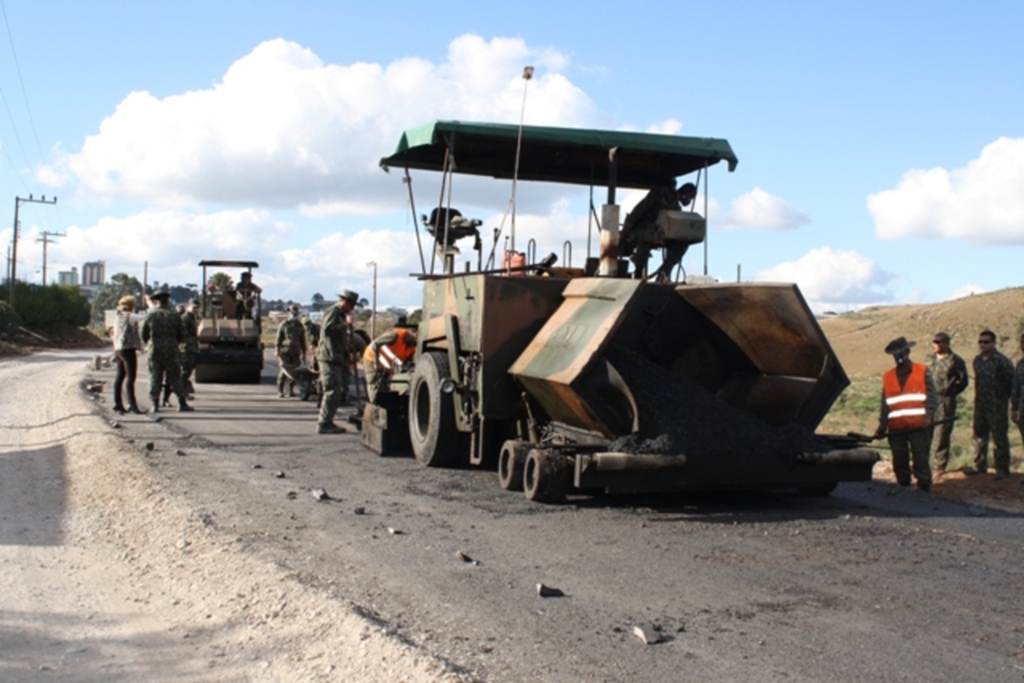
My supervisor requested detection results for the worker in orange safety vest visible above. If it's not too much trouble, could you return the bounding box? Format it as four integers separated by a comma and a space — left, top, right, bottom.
874, 336, 938, 491
363, 316, 418, 403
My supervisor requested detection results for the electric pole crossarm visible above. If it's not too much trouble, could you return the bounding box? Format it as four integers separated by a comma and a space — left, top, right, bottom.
36, 230, 66, 286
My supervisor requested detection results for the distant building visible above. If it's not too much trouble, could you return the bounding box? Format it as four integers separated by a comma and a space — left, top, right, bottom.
58, 267, 79, 286
82, 261, 105, 286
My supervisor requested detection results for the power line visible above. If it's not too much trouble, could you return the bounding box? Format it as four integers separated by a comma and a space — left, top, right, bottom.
0, 86, 33, 180
0, 0, 45, 162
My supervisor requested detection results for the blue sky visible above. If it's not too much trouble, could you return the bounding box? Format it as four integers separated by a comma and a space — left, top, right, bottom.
1, 0, 1022, 311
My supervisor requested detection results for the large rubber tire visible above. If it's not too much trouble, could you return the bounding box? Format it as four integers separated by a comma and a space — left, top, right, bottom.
408, 351, 463, 467
523, 448, 569, 504
498, 440, 528, 491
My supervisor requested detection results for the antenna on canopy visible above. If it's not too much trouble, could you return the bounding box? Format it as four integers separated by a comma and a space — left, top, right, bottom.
509, 65, 534, 254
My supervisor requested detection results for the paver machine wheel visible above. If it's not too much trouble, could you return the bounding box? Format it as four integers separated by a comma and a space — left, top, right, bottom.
409, 351, 465, 467
523, 448, 570, 503
498, 439, 528, 491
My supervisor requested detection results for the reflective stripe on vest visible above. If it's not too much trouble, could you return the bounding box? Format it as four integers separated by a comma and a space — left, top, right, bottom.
882, 363, 928, 431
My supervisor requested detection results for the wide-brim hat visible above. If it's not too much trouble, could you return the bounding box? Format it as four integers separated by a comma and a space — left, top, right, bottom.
150, 290, 171, 301
884, 336, 915, 355
287, 304, 301, 313
337, 289, 360, 305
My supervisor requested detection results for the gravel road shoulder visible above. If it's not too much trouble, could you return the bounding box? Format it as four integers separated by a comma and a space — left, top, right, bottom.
0, 351, 472, 683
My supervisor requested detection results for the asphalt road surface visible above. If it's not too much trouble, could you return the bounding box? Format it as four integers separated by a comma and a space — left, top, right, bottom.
9, 350, 1024, 682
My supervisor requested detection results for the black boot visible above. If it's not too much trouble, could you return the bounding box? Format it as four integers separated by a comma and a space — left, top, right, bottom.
178, 397, 195, 412
113, 399, 126, 414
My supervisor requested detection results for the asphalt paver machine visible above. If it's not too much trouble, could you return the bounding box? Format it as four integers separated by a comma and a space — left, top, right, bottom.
364, 121, 878, 502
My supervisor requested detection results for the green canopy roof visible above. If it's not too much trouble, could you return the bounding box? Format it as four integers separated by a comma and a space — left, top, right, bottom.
380, 121, 737, 190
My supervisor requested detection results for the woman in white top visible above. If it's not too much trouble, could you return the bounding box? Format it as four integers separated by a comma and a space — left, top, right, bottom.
111, 295, 143, 414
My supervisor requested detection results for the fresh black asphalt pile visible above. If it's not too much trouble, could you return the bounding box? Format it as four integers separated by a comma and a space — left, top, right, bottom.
605, 346, 829, 457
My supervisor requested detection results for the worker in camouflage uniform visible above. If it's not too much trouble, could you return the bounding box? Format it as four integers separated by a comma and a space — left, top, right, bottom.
275, 304, 308, 398
363, 316, 418, 403
235, 271, 262, 320
928, 332, 969, 473
302, 316, 320, 373
141, 289, 193, 413
315, 289, 360, 434
1009, 334, 1024, 477
968, 329, 1014, 478
161, 301, 199, 404
874, 337, 937, 491
620, 182, 697, 282
180, 299, 199, 397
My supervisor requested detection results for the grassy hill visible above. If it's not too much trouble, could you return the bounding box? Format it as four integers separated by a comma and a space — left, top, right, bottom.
818, 286, 1024, 471
820, 286, 1024, 379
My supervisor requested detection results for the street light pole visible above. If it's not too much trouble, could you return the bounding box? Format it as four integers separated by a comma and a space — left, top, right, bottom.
9, 194, 58, 310
367, 261, 377, 339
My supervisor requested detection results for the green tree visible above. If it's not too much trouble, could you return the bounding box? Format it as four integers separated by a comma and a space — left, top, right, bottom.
0, 301, 21, 339
91, 273, 144, 323
209, 272, 234, 291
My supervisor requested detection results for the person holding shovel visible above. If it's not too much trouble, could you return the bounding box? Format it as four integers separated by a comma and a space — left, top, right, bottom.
873, 336, 938, 492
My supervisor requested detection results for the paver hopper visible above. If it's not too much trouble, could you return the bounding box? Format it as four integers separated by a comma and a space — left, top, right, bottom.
508, 278, 875, 497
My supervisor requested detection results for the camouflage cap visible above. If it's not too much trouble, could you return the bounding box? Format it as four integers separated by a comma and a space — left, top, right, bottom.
288, 303, 301, 313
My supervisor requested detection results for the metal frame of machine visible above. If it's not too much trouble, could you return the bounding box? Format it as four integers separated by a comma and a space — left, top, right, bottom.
362, 121, 878, 502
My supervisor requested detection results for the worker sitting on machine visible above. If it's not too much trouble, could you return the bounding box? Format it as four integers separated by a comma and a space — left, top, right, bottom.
363, 316, 418, 403
235, 271, 263, 320
621, 182, 698, 283
423, 207, 482, 255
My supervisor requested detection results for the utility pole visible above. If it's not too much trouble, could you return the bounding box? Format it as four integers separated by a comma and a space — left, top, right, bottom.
9, 194, 58, 310
367, 261, 378, 338
36, 230, 66, 285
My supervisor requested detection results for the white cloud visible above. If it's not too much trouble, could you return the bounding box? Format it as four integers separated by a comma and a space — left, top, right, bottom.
645, 119, 683, 135
44, 208, 293, 288
868, 137, 1024, 245
754, 246, 896, 311
713, 187, 810, 231
39, 36, 600, 214
949, 283, 987, 300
